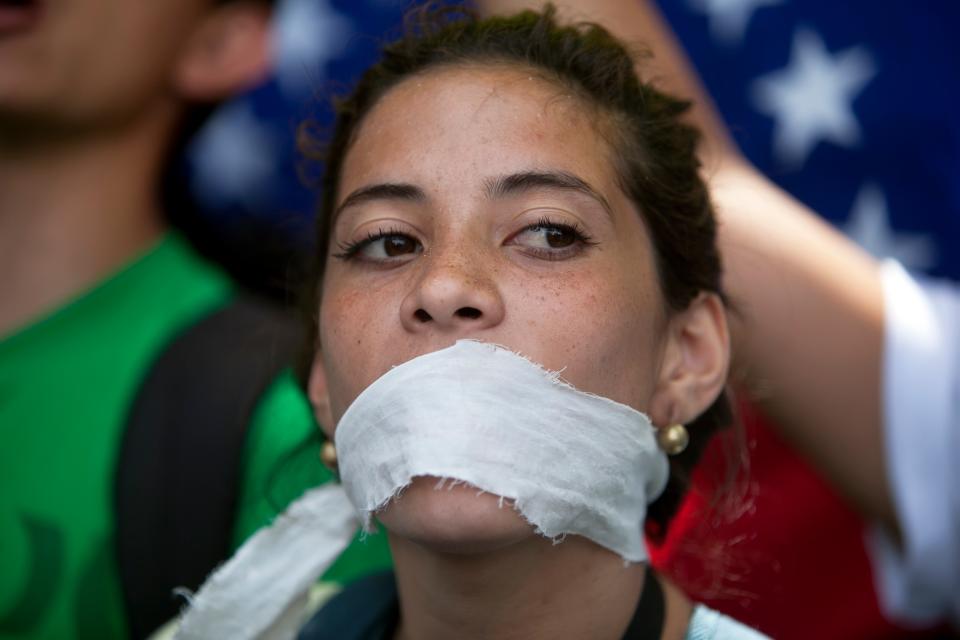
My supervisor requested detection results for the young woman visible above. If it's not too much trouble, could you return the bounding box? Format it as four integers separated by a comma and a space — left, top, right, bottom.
174, 6, 769, 639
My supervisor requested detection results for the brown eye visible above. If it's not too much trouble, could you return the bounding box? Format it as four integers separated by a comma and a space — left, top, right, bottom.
345, 231, 422, 263
543, 226, 576, 248
383, 235, 418, 256
509, 219, 593, 261
335, 229, 423, 263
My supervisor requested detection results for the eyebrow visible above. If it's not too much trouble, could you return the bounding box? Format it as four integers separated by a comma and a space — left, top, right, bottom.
334, 170, 612, 218
484, 170, 613, 218
335, 183, 426, 217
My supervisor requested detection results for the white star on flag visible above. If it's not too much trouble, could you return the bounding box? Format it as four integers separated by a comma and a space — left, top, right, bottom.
844, 181, 936, 270
189, 102, 279, 209
751, 28, 877, 169
273, 0, 353, 97
687, 0, 782, 45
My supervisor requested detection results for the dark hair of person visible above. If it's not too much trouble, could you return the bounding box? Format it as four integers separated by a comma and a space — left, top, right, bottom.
299, 3, 734, 536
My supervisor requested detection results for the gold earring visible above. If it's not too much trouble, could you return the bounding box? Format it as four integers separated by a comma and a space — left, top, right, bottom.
320, 440, 338, 473
657, 423, 689, 456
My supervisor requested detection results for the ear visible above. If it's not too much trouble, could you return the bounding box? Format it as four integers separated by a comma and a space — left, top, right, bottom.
173, 1, 272, 102
648, 292, 730, 427
308, 354, 336, 439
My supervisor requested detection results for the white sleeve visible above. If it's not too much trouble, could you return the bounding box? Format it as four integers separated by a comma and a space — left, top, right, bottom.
867, 260, 960, 626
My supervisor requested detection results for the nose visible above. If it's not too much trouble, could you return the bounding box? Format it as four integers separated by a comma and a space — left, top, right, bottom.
400, 251, 505, 334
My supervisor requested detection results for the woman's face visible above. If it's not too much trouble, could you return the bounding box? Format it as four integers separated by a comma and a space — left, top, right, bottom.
312, 65, 680, 551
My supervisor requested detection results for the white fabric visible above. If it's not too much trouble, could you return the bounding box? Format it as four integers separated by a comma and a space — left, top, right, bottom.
173, 485, 359, 640
685, 605, 771, 640
868, 260, 960, 625
336, 339, 670, 562
172, 340, 670, 638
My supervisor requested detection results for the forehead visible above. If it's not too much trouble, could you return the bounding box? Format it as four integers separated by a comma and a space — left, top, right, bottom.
338, 64, 620, 201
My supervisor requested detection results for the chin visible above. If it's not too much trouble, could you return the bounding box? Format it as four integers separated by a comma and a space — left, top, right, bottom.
377, 476, 535, 554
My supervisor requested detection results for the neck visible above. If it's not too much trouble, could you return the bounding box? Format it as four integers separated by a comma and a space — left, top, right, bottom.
0, 104, 177, 337
389, 533, 692, 640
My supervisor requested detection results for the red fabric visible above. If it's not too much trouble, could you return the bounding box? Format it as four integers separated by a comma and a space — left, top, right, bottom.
648, 399, 945, 639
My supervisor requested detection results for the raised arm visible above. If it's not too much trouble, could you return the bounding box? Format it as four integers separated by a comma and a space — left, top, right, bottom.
477, 0, 895, 533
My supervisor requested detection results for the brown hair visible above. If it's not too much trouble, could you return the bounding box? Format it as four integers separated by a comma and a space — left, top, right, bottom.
300, 3, 732, 534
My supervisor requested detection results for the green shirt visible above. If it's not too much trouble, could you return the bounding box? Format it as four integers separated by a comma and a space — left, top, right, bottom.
0, 234, 390, 639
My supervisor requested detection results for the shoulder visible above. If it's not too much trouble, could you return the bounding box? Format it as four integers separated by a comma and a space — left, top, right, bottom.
136, 233, 234, 321
685, 605, 771, 640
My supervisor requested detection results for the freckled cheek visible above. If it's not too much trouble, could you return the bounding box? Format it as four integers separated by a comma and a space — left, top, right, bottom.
604, 294, 664, 407
504, 267, 661, 407
318, 282, 397, 416
319, 287, 367, 348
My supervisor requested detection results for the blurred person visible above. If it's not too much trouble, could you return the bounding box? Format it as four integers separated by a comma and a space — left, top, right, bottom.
0, 1, 388, 638
480, 0, 959, 634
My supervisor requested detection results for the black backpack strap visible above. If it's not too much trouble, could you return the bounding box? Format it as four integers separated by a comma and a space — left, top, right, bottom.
115, 294, 304, 639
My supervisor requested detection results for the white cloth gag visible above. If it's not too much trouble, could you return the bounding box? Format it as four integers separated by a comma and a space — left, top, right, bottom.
337, 339, 670, 562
